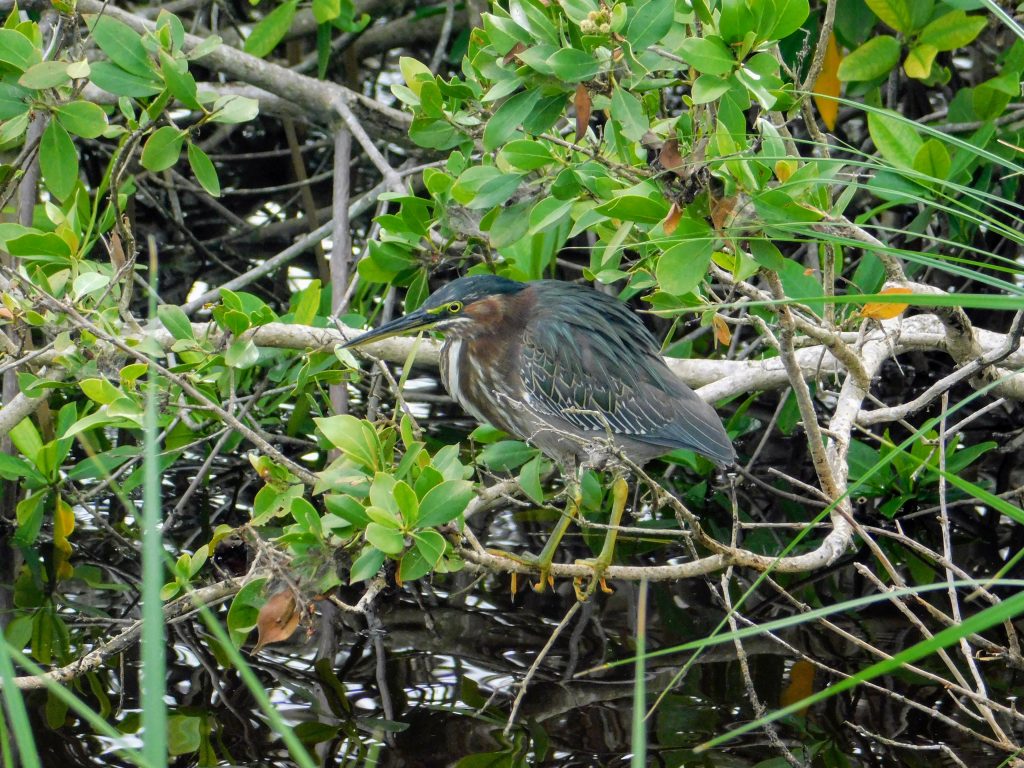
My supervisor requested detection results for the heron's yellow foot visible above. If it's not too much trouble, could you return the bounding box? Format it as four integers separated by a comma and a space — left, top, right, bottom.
485, 491, 582, 592
572, 476, 629, 602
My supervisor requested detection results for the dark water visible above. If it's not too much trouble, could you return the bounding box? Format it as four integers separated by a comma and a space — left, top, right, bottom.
20, 494, 1024, 768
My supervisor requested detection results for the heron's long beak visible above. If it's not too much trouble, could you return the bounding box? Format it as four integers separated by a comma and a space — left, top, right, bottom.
341, 310, 436, 349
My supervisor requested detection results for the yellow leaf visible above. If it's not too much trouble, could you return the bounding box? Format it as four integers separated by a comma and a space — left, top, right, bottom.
780, 659, 816, 715
812, 33, 841, 131
663, 202, 682, 235
860, 286, 913, 320
712, 314, 732, 346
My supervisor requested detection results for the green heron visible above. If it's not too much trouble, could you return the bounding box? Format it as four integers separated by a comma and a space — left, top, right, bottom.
343, 275, 734, 595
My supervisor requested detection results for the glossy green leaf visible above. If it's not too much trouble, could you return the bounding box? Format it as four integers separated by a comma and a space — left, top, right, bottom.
499, 139, 554, 170
39, 120, 77, 201
158, 304, 195, 341
417, 480, 474, 527
868, 109, 922, 170
483, 89, 541, 150
80, 378, 122, 405
243, 0, 298, 58
159, 50, 202, 111
865, 0, 913, 33
0, 29, 40, 72
610, 86, 647, 142
547, 47, 600, 82
837, 36, 900, 81
210, 95, 259, 125
657, 239, 713, 296
691, 74, 733, 104
141, 126, 185, 172
187, 143, 221, 196
626, 0, 674, 50
88, 61, 162, 97
88, 15, 156, 78
913, 138, 950, 180
678, 37, 735, 75
919, 10, 987, 51
350, 546, 386, 583
903, 44, 938, 79
54, 101, 108, 139
316, 414, 379, 469
365, 522, 405, 554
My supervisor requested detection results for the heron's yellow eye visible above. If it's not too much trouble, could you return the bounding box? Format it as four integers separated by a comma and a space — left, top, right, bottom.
447, 301, 463, 313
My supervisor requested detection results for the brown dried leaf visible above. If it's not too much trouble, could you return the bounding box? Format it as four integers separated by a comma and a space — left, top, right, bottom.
253, 590, 301, 653
574, 83, 591, 143
109, 231, 126, 271
861, 287, 913, 320
659, 138, 686, 178
712, 314, 732, 347
662, 202, 682, 235
710, 195, 737, 233
504, 42, 526, 66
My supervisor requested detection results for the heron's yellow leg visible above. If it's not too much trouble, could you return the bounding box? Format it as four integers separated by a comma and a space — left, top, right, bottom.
485, 484, 582, 592
573, 475, 628, 601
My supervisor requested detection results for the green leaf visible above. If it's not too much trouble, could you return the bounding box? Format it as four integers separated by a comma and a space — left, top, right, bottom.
167, 715, 201, 756
0, 111, 29, 144
912, 138, 950, 180
80, 378, 121, 405
365, 522, 405, 554
499, 139, 554, 171
0, 453, 38, 482
657, 240, 713, 295
918, 10, 987, 51
312, 0, 342, 23
868, 109, 922, 170
626, 0, 674, 50
451, 166, 523, 210
748, 239, 785, 271
158, 304, 195, 341
760, 0, 810, 41
225, 338, 260, 369
88, 15, 156, 78
210, 95, 259, 125
72, 272, 110, 300
39, 120, 77, 201
517, 455, 545, 505
54, 101, 108, 139
398, 546, 433, 583
187, 143, 221, 196
594, 193, 669, 223
350, 547, 386, 583
903, 44, 937, 79
483, 89, 541, 151
837, 35, 900, 81
18, 61, 71, 89
691, 74, 733, 104
0, 29, 40, 72
244, 0, 298, 58
141, 126, 185, 172
417, 480, 474, 528
610, 86, 647, 142
399, 56, 432, 97
316, 414, 379, 469
394, 480, 419, 527
413, 529, 446, 570
546, 47, 600, 82
159, 50, 202, 111
678, 37, 735, 75
292, 280, 321, 325
865, 0, 913, 33
88, 61, 162, 97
